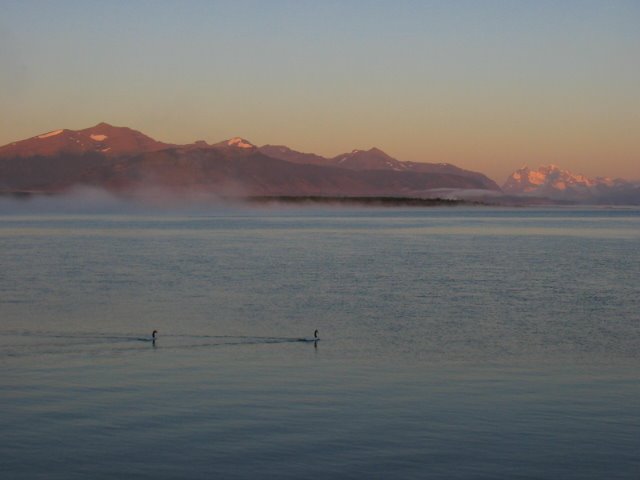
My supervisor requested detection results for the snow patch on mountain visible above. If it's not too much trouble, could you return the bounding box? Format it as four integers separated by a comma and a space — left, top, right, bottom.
38, 129, 64, 139
90, 134, 108, 141
227, 137, 253, 149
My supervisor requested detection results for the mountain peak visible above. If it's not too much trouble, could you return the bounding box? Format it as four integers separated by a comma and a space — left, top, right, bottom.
368, 147, 386, 155
348, 147, 389, 157
0, 122, 172, 159
227, 137, 255, 149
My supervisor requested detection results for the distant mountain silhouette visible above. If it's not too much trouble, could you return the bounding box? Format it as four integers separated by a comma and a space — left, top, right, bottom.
0, 123, 498, 197
259, 145, 499, 190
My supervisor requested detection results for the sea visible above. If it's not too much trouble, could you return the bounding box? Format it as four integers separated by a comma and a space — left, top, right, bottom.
0, 205, 638, 479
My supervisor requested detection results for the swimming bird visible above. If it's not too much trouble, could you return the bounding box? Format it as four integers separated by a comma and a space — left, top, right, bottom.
314, 329, 319, 339
152, 330, 158, 340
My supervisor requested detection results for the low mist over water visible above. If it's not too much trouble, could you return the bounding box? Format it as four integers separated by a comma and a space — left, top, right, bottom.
1, 207, 639, 479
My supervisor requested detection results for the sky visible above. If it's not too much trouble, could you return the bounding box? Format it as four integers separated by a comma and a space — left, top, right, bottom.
1, 0, 639, 182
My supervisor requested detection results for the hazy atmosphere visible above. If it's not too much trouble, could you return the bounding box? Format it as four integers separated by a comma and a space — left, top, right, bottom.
2, 3, 640, 479
2, 0, 639, 182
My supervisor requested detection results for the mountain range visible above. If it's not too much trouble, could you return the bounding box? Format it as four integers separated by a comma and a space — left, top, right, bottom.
0, 123, 637, 204
503, 165, 639, 204
0, 123, 499, 198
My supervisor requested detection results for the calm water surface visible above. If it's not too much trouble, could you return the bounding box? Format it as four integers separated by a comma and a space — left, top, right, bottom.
1, 207, 639, 479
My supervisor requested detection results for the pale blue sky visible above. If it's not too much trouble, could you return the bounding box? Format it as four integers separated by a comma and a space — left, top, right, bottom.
2, 0, 639, 181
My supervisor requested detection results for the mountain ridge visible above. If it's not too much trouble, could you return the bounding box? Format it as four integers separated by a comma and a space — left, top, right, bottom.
0, 123, 174, 159
0, 123, 500, 198
1, 124, 637, 204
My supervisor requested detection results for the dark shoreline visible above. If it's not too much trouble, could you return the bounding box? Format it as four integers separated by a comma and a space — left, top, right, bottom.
0, 191, 482, 206
243, 196, 484, 207
0, 191, 583, 207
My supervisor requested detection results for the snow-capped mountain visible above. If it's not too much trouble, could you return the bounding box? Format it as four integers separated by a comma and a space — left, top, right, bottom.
211, 137, 256, 150
503, 165, 638, 203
